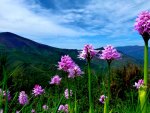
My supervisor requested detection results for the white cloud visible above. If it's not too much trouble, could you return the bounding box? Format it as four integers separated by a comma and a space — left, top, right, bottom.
0, 0, 149, 48
0, 0, 90, 38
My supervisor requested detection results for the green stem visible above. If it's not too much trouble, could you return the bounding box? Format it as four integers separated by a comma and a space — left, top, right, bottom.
88, 60, 93, 113
104, 61, 111, 113
67, 76, 72, 113
139, 39, 149, 113
144, 40, 148, 85
108, 62, 111, 101
74, 78, 77, 113
54, 95, 64, 113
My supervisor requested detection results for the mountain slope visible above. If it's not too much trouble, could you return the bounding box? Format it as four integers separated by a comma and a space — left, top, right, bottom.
117, 46, 150, 63
0, 32, 142, 69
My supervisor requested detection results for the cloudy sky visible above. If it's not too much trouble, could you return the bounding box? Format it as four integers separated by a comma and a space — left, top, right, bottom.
0, 0, 150, 49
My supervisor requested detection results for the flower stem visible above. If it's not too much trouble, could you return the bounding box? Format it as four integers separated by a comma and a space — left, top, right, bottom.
104, 61, 111, 113
67, 76, 72, 113
88, 60, 93, 113
139, 38, 149, 113
144, 40, 148, 85
74, 78, 77, 113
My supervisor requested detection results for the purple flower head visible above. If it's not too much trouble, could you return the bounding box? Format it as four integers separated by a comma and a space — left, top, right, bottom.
68, 65, 83, 78
99, 95, 107, 104
31, 109, 35, 113
3, 90, 11, 101
18, 91, 28, 105
0, 109, 3, 113
58, 104, 68, 113
49, 75, 62, 85
64, 104, 69, 113
58, 55, 75, 72
133, 79, 144, 89
42, 105, 48, 110
64, 89, 73, 99
134, 11, 150, 35
79, 44, 97, 60
32, 84, 44, 96
16, 111, 19, 113
58, 105, 65, 111
100, 45, 121, 61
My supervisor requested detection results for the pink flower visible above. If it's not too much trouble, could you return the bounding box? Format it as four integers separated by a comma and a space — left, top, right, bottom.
18, 91, 28, 105
64, 89, 73, 99
99, 95, 107, 104
79, 44, 97, 60
58, 105, 65, 111
64, 104, 69, 113
100, 45, 121, 61
49, 75, 62, 85
3, 90, 11, 101
58, 104, 68, 113
31, 109, 35, 113
58, 55, 75, 72
32, 85, 44, 96
134, 11, 150, 35
42, 105, 48, 110
133, 79, 144, 89
68, 65, 83, 78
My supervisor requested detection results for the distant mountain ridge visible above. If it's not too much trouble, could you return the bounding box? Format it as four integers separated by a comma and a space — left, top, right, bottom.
0, 32, 144, 68
117, 46, 150, 62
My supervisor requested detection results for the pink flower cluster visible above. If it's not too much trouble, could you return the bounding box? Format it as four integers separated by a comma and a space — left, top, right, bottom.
31, 109, 36, 113
32, 84, 44, 96
58, 55, 83, 78
49, 75, 62, 85
99, 95, 107, 104
68, 65, 83, 78
134, 11, 150, 35
18, 91, 28, 105
64, 89, 73, 99
100, 45, 121, 61
79, 44, 97, 60
133, 79, 144, 89
58, 55, 75, 72
58, 104, 68, 113
43, 104, 49, 110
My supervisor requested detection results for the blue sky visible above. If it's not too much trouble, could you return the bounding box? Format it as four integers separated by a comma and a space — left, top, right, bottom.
0, 0, 150, 49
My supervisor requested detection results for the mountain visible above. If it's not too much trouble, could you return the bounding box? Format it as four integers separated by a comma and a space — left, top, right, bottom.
0, 32, 92, 75
117, 46, 150, 63
0, 32, 142, 69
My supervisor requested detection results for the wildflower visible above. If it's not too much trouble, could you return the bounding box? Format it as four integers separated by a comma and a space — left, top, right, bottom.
58, 104, 68, 113
18, 91, 28, 105
0, 109, 3, 113
99, 95, 107, 104
79, 44, 97, 60
133, 79, 144, 89
3, 90, 11, 101
100, 45, 121, 62
64, 104, 68, 113
68, 65, 83, 78
31, 109, 35, 113
32, 85, 44, 96
16, 111, 19, 113
49, 75, 62, 85
42, 105, 48, 110
64, 89, 73, 99
58, 105, 65, 111
134, 11, 150, 35
58, 55, 75, 72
